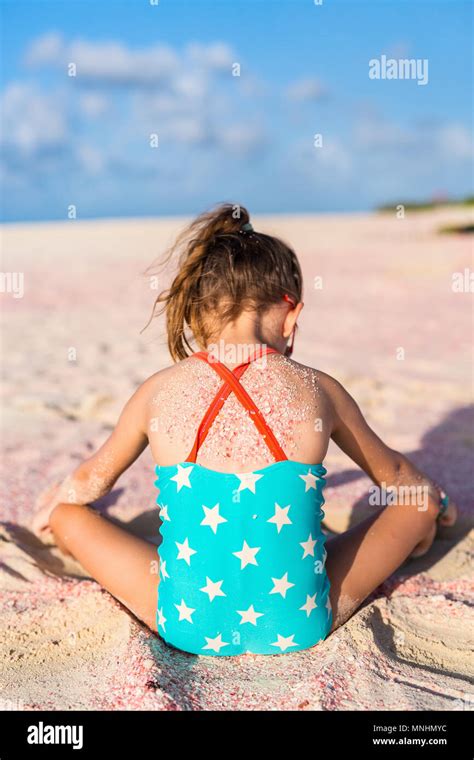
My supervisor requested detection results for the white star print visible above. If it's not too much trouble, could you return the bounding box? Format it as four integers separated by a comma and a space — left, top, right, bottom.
160, 560, 169, 580
175, 599, 195, 623
176, 537, 197, 565
269, 572, 295, 598
232, 540, 261, 569
271, 634, 298, 652
157, 607, 166, 631
299, 594, 318, 617
325, 596, 332, 616
299, 470, 318, 492
267, 503, 292, 533
236, 604, 264, 625
170, 464, 193, 491
202, 634, 229, 653
300, 533, 317, 558
159, 504, 170, 522
235, 471, 264, 493
200, 576, 226, 602
200, 503, 228, 534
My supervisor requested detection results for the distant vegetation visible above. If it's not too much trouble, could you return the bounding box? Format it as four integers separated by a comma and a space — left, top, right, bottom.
438, 223, 474, 235
376, 195, 474, 212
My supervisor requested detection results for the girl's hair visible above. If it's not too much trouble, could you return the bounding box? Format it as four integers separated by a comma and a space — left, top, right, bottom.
149, 203, 303, 362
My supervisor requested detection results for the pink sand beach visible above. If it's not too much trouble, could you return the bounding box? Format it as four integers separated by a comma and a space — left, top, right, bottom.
0, 208, 472, 710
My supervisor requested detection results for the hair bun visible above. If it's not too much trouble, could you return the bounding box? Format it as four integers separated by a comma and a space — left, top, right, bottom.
200, 204, 250, 240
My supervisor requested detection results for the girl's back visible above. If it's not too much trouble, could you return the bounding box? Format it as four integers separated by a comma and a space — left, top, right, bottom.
152, 347, 332, 655
148, 353, 333, 472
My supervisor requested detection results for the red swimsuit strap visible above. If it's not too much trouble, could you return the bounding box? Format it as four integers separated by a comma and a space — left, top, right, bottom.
185, 347, 288, 463
185, 361, 250, 464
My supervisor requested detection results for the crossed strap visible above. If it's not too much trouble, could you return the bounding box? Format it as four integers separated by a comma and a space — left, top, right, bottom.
186, 348, 288, 463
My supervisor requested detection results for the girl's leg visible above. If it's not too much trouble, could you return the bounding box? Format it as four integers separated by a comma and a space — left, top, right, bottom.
49, 503, 159, 631
325, 504, 437, 630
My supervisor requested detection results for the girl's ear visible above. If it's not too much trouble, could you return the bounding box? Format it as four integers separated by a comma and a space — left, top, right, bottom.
283, 302, 304, 339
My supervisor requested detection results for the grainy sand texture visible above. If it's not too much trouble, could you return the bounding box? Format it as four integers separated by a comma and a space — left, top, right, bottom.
1, 208, 473, 710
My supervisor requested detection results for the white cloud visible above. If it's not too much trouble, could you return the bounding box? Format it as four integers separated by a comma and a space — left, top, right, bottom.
3, 34, 266, 191
78, 92, 110, 119
286, 77, 328, 102
287, 113, 472, 200
69, 39, 178, 84
354, 113, 473, 161
24, 34, 235, 87
354, 116, 418, 149
436, 124, 473, 160
187, 42, 234, 71
24, 31, 64, 66
0, 82, 68, 157
288, 136, 353, 189
315, 139, 352, 173
238, 76, 267, 98
164, 116, 212, 146
25, 33, 180, 84
172, 72, 209, 100
218, 123, 267, 156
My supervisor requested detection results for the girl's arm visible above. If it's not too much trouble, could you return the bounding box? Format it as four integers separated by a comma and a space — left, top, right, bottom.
32, 376, 155, 535
321, 373, 457, 554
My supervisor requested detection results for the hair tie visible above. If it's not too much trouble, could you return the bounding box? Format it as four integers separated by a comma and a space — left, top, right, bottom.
240, 222, 254, 233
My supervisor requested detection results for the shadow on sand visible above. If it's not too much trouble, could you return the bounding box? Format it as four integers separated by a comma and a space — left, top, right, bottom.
324, 404, 473, 587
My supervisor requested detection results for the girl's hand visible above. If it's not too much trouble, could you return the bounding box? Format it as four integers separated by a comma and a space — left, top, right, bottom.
410, 500, 458, 558
31, 483, 62, 536
438, 499, 458, 528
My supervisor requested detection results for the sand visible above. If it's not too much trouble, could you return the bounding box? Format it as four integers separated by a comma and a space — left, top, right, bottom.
0, 207, 473, 710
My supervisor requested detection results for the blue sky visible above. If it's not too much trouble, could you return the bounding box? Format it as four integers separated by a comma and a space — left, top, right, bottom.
1, 0, 472, 221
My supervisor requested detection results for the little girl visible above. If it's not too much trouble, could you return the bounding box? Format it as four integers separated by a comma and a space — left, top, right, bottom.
32, 204, 456, 656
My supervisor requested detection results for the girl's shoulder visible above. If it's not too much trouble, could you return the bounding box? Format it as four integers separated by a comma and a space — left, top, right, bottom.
274, 355, 341, 392
278, 357, 352, 416
134, 356, 213, 403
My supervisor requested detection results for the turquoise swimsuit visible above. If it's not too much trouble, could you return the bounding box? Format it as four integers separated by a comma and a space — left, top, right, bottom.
154, 349, 332, 656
